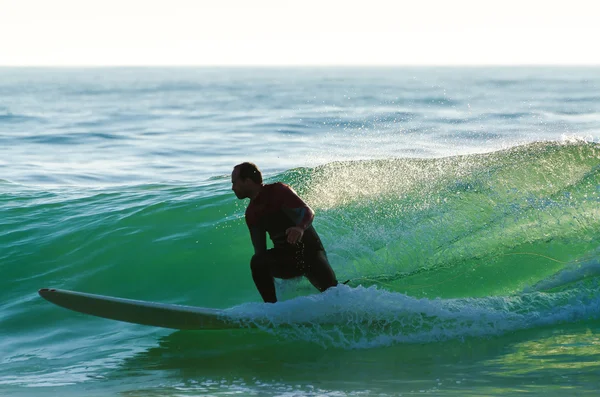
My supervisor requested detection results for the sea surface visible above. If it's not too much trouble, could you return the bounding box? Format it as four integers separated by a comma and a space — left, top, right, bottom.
1, 67, 600, 396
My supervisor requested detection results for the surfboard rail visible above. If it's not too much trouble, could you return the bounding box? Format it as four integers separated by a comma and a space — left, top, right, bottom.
38, 288, 245, 330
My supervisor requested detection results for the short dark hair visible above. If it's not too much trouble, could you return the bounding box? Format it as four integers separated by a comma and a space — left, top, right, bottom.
234, 162, 263, 184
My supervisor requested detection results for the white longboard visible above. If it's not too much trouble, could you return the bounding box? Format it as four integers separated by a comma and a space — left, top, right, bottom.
38, 288, 247, 330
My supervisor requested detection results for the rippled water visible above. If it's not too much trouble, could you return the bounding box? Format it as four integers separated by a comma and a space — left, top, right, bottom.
1, 67, 600, 396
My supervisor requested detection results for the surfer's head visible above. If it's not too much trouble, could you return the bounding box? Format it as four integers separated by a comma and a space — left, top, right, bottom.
232, 162, 263, 199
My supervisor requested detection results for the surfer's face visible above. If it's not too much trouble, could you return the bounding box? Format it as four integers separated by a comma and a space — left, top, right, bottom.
231, 168, 249, 199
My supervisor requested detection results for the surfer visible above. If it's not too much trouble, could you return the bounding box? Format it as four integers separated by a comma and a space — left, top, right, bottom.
231, 162, 339, 303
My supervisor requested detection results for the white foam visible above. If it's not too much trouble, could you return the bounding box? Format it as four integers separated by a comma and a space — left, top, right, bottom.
225, 283, 600, 349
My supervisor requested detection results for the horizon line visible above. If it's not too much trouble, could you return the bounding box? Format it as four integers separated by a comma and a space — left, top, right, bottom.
1, 63, 600, 68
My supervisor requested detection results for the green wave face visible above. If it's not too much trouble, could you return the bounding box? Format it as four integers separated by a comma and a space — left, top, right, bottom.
2, 141, 600, 348
287, 141, 600, 297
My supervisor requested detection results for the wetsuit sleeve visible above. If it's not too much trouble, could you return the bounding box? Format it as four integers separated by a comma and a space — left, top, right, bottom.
276, 183, 315, 230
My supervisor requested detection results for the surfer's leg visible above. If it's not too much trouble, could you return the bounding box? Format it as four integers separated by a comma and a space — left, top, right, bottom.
303, 250, 338, 292
250, 251, 280, 303
251, 249, 301, 303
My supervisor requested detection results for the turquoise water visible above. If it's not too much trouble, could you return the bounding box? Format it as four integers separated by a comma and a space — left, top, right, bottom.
1, 67, 600, 396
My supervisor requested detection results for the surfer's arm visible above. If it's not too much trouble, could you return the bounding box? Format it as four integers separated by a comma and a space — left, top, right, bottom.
245, 203, 267, 254
248, 225, 267, 255
277, 183, 314, 230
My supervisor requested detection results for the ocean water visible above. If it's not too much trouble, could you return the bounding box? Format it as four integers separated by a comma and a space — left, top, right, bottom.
1, 67, 600, 396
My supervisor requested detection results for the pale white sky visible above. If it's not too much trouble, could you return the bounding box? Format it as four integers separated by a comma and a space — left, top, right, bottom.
1, 0, 598, 66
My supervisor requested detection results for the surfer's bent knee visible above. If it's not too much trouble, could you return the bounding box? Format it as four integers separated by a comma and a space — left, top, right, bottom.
250, 252, 268, 272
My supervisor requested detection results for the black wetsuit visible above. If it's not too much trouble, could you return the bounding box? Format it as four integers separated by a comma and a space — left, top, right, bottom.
245, 182, 338, 303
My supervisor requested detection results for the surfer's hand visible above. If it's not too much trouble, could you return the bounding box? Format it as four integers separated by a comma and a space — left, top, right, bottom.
286, 226, 304, 244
